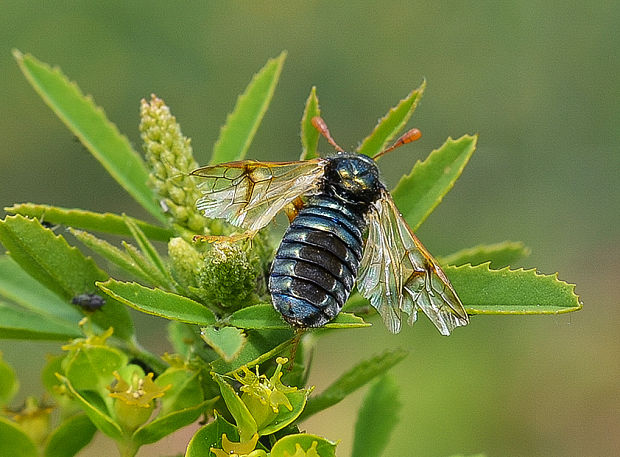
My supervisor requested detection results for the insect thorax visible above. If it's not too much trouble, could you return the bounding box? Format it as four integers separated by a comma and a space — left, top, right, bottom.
322, 153, 384, 214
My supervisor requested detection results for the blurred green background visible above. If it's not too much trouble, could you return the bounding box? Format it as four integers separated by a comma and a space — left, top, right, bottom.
1, 2, 618, 456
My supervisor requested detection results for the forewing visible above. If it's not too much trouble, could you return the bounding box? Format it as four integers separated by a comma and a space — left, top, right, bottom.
357, 189, 469, 335
192, 159, 326, 231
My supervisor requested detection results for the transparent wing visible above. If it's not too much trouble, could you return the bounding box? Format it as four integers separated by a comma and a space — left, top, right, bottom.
191, 159, 327, 232
357, 189, 469, 335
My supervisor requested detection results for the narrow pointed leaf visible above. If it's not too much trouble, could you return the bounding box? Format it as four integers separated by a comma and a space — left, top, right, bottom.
58, 375, 123, 441
299, 348, 408, 421
439, 241, 531, 269
392, 134, 477, 231
300, 86, 321, 160
13, 51, 164, 222
97, 279, 217, 325
0, 302, 82, 340
122, 242, 170, 287
201, 326, 246, 362
357, 81, 425, 158
445, 263, 582, 314
5, 204, 171, 241
0, 256, 83, 323
210, 51, 286, 164
0, 417, 38, 457
0, 215, 133, 339
351, 376, 400, 457
43, 414, 97, 457
123, 215, 172, 286
70, 229, 154, 284
212, 372, 258, 440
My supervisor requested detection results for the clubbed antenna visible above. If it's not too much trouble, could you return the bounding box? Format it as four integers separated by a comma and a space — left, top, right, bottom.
372, 127, 422, 161
311, 116, 344, 152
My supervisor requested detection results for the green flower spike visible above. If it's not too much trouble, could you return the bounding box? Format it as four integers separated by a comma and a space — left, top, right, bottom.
210, 433, 267, 457
139, 94, 206, 233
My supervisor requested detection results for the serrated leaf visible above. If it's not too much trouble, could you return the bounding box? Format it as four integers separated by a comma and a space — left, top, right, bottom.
70, 229, 154, 284
299, 348, 408, 421
0, 215, 133, 339
357, 81, 426, 158
97, 279, 217, 325
391, 134, 477, 231
270, 434, 337, 457
0, 302, 82, 340
0, 255, 83, 323
0, 417, 38, 457
43, 414, 97, 457
445, 263, 582, 314
212, 372, 258, 440
227, 303, 370, 329
351, 375, 400, 457
122, 241, 170, 286
300, 86, 321, 160
5, 204, 171, 241
439, 241, 531, 269
201, 326, 246, 362
210, 52, 286, 164
13, 51, 164, 223
185, 414, 239, 457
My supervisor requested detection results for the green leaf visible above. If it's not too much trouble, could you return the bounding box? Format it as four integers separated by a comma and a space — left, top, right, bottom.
259, 389, 309, 436
63, 344, 127, 392
391, 134, 477, 231
212, 372, 258, 440
97, 279, 217, 325
0, 302, 82, 340
270, 434, 337, 457
299, 348, 408, 421
201, 326, 246, 362
13, 51, 164, 223
0, 215, 134, 340
351, 376, 400, 457
211, 328, 294, 375
300, 86, 321, 160
43, 414, 97, 457
122, 215, 173, 287
185, 414, 239, 457
439, 241, 531, 269
132, 399, 213, 447
210, 51, 287, 164
357, 81, 425, 158
155, 367, 205, 415
70, 229, 155, 285
228, 303, 370, 329
0, 417, 38, 457
57, 375, 123, 441
0, 354, 18, 406
445, 263, 582, 314
5, 204, 171, 241
122, 242, 170, 287
0, 255, 83, 323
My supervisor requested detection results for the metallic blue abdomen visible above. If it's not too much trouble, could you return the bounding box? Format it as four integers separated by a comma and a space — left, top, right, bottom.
269, 194, 366, 327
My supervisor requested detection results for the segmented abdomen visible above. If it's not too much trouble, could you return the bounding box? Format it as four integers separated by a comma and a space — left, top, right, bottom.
269, 194, 366, 327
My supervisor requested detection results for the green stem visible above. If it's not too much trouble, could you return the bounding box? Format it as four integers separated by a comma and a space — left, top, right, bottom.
117, 440, 140, 457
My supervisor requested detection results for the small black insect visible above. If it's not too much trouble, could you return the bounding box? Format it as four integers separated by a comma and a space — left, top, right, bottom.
72, 293, 106, 312
191, 117, 468, 334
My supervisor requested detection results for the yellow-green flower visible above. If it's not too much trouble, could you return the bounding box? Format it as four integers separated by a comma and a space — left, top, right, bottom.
210, 433, 267, 457
283, 441, 321, 457
7, 397, 53, 446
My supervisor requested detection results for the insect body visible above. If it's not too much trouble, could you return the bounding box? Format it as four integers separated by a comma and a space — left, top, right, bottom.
192, 117, 469, 334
